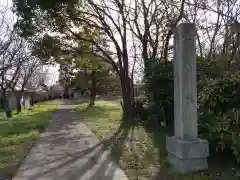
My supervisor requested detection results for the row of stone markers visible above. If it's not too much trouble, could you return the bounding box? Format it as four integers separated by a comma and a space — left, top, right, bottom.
166, 23, 209, 173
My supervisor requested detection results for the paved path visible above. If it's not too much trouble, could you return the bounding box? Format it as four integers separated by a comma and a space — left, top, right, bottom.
13, 102, 129, 180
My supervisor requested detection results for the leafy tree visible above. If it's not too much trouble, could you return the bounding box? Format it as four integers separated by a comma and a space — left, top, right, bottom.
13, 0, 136, 119
59, 63, 75, 98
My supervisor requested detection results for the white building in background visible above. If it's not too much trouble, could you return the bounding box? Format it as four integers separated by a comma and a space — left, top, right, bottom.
0, 78, 50, 110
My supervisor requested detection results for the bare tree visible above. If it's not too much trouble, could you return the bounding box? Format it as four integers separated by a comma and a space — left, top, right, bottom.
0, 34, 28, 116
14, 56, 42, 113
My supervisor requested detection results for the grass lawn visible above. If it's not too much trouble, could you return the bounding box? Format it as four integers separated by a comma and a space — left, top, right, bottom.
0, 103, 59, 180
75, 100, 240, 180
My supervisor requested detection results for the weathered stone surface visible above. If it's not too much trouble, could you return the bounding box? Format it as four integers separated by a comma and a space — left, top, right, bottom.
167, 23, 209, 173
168, 153, 208, 173
166, 136, 209, 172
174, 23, 197, 140
166, 136, 209, 159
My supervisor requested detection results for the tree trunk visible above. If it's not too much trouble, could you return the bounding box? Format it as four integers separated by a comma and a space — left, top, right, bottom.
64, 87, 69, 99
89, 70, 97, 107
0, 92, 5, 109
119, 71, 134, 120
30, 94, 34, 106
16, 91, 23, 114
163, 30, 173, 62
3, 91, 12, 118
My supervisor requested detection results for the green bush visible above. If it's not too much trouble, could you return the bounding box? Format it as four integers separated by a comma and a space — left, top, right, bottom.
141, 56, 240, 162
133, 95, 149, 122
198, 72, 240, 161
143, 59, 174, 127
134, 96, 165, 127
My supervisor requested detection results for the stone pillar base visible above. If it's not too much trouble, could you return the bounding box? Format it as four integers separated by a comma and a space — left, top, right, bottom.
166, 136, 209, 173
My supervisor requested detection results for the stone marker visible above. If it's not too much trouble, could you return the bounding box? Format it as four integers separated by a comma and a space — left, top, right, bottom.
166, 23, 209, 173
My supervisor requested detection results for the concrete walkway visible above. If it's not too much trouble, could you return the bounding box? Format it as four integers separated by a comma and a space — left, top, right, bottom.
13, 102, 129, 180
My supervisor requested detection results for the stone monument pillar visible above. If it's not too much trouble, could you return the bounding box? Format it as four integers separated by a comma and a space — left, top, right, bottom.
166, 23, 209, 173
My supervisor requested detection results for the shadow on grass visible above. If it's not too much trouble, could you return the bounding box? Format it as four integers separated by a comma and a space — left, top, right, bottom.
77, 103, 167, 179
108, 119, 136, 163
77, 104, 137, 164
94, 114, 240, 179
142, 125, 173, 180
105, 118, 172, 180
76, 103, 240, 180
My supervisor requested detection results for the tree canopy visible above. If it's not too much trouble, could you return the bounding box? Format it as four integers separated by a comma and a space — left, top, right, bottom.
13, 0, 240, 119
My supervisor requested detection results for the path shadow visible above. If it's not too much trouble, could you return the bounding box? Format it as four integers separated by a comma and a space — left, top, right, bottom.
75, 103, 142, 178
14, 106, 133, 180
108, 119, 136, 162
77, 106, 137, 163
73, 101, 172, 180
71, 100, 240, 180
